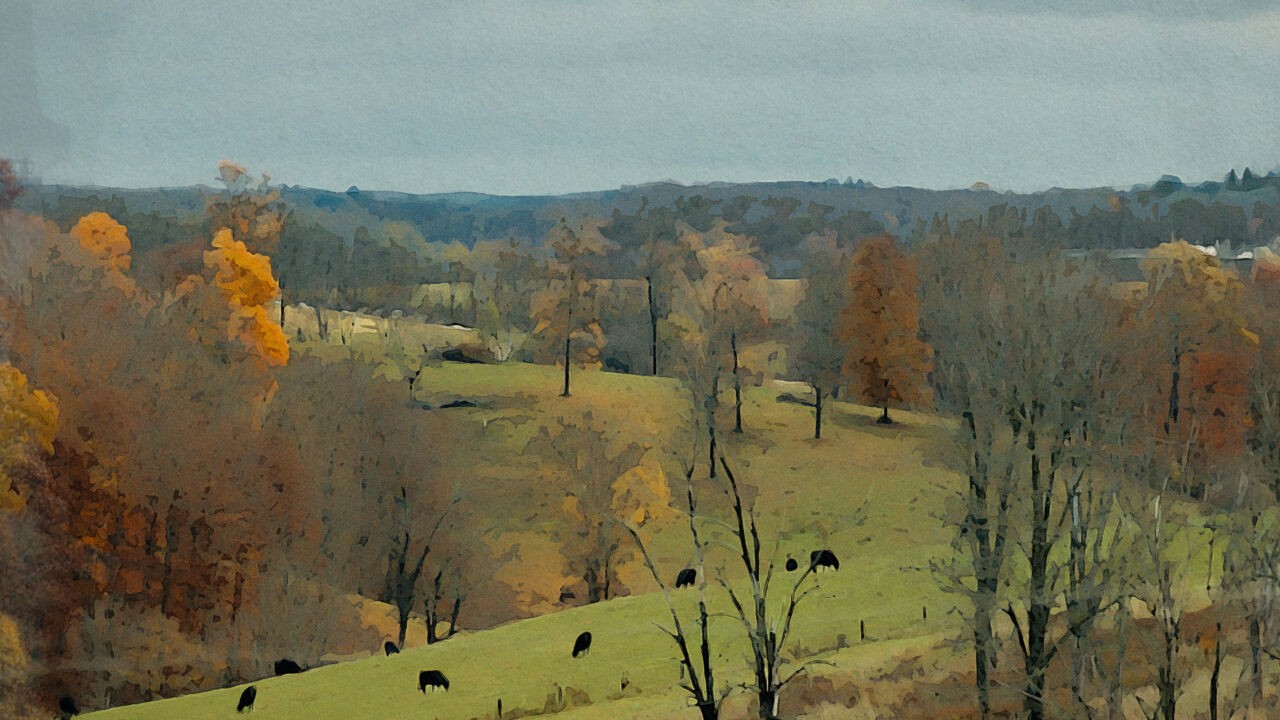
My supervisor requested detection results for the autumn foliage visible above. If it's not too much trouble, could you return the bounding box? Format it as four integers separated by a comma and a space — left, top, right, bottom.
70, 211, 132, 274
840, 234, 932, 423
0, 195, 297, 708
203, 229, 289, 366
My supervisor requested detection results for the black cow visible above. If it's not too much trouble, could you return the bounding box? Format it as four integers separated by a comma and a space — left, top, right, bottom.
237, 686, 257, 713
572, 631, 593, 658
810, 549, 839, 572
785, 557, 799, 572
274, 658, 303, 676
604, 357, 630, 374
57, 695, 79, 719
384, 640, 400, 656
418, 669, 450, 692
674, 567, 696, 588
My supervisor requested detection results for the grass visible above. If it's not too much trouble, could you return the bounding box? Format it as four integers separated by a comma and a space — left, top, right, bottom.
81, 327, 1225, 719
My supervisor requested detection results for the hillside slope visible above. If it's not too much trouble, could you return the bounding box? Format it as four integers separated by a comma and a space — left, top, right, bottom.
83, 367, 965, 719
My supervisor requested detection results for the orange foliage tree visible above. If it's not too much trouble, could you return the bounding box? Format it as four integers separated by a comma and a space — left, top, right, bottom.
839, 234, 932, 424
1129, 240, 1256, 491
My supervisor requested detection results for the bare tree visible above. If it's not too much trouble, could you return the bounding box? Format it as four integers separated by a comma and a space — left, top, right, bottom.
717, 456, 827, 720
926, 233, 1127, 720
626, 464, 724, 720
791, 232, 849, 440
383, 487, 458, 649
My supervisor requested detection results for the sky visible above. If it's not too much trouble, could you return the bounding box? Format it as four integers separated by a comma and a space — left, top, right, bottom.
3, 0, 1279, 195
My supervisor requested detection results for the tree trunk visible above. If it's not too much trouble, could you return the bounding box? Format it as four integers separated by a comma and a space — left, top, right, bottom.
1250, 615, 1262, 701
731, 330, 743, 433
448, 592, 462, 638
813, 383, 823, 440
697, 702, 718, 720
1158, 571, 1179, 720
1024, 430, 1051, 720
562, 269, 576, 397
757, 689, 779, 720
707, 377, 719, 479
974, 614, 993, 720
397, 600, 410, 649
561, 333, 572, 397
877, 404, 891, 424
1209, 620, 1221, 720
426, 569, 443, 644
1165, 343, 1181, 435
603, 551, 612, 601
313, 304, 327, 341
646, 274, 658, 376
708, 420, 718, 480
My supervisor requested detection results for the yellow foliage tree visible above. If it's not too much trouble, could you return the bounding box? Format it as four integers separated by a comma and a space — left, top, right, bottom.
0, 612, 31, 716
69, 211, 131, 274
611, 460, 678, 526
202, 229, 289, 366
0, 363, 58, 510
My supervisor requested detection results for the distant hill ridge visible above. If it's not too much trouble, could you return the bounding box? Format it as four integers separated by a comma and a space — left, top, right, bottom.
23, 171, 1280, 262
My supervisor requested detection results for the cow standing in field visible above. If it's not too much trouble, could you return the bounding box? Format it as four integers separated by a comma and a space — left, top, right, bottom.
674, 568, 696, 588
57, 695, 78, 719
419, 669, 450, 692
810, 549, 839, 572
572, 631, 593, 658
384, 640, 400, 656
237, 686, 257, 713
274, 658, 304, 675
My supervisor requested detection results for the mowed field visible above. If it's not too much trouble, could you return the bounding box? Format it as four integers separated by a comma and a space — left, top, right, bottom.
82, 333, 971, 719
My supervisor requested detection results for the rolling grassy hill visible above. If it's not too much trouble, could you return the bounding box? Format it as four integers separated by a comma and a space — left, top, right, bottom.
83, 352, 969, 719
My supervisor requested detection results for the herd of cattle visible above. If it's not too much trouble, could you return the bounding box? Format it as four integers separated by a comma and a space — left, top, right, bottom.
59, 549, 840, 716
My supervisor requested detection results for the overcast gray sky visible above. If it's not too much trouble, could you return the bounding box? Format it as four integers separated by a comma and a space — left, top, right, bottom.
3, 0, 1278, 194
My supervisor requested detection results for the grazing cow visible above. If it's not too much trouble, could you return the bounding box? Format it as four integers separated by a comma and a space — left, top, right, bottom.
785, 557, 798, 572
237, 686, 257, 713
674, 567, 696, 588
57, 695, 78, 719
810, 549, 840, 572
418, 669, 450, 692
274, 658, 303, 676
572, 631, 593, 658
384, 640, 400, 656
604, 357, 630, 374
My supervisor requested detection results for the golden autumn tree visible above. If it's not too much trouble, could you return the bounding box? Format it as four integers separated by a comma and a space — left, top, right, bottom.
69, 212, 131, 274
0, 364, 58, 510
199, 229, 289, 367
61, 212, 139, 301
839, 234, 932, 424
533, 413, 659, 604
